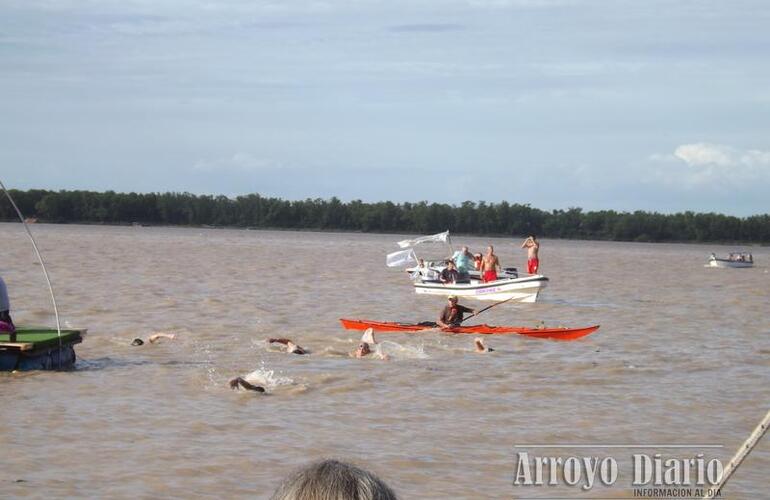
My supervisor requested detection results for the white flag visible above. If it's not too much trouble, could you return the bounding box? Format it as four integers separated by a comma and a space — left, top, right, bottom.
396, 230, 450, 249
386, 249, 417, 267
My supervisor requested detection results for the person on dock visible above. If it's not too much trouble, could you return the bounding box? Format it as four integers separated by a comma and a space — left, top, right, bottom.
451, 246, 474, 281
439, 260, 460, 284
480, 245, 501, 282
0, 275, 14, 334
437, 296, 476, 329
131, 332, 176, 346
229, 377, 266, 392
269, 338, 308, 355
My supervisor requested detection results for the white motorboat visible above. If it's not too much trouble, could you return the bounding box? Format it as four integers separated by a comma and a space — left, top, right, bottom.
386, 231, 549, 302
412, 273, 548, 302
706, 252, 754, 268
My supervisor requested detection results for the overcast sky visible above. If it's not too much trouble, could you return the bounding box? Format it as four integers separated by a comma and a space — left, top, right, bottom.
1, 0, 768, 215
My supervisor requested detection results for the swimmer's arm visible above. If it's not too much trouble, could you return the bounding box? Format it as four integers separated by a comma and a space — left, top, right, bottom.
148, 333, 176, 343
268, 338, 291, 346
229, 377, 265, 392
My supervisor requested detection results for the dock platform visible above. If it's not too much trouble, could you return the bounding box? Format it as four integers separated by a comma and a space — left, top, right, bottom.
0, 328, 86, 371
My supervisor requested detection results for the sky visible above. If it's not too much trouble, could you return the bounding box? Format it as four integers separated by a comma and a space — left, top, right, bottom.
1, 0, 769, 216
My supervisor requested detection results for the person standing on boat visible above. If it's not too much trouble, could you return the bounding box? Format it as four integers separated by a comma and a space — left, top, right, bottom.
451, 246, 474, 281
437, 296, 476, 328
0, 275, 13, 333
480, 245, 501, 282
521, 235, 540, 275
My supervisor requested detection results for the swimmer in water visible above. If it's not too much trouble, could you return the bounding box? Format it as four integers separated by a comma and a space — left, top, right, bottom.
268, 338, 307, 355
474, 338, 494, 353
228, 377, 266, 392
131, 332, 177, 346
351, 329, 389, 360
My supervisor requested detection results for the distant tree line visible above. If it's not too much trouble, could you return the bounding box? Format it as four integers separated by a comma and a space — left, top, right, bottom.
1, 189, 768, 243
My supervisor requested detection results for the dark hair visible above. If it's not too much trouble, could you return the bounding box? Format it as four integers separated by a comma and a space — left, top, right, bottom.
271, 459, 398, 500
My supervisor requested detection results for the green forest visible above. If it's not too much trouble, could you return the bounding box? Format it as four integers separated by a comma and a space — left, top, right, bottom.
1, 189, 768, 243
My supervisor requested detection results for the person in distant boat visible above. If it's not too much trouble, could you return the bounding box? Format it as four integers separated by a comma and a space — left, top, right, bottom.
521, 235, 540, 275
413, 258, 438, 280
437, 296, 476, 329
131, 332, 176, 346
229, 377, 266, 392
473, 253, 483, 271
451, 246, 474, 281
0, 275, 14, 334
269, 338, 308, 355
440, 260, 460, 284
480, 245, 501, 282
474, 338, 494, 353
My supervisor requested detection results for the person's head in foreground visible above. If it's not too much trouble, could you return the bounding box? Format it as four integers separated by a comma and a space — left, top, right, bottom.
270, 459, 398, 500
354, 341, 372, 358
447, 295, 458, 305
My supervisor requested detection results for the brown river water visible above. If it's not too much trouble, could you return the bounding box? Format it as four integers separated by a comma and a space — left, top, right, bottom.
1, 223, 768, 499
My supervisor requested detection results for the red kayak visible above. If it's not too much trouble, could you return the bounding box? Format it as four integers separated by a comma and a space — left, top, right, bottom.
339, 318, 599, 341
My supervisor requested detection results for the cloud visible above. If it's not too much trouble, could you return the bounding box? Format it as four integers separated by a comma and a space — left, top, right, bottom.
650, 142, 770, 189
194, 153, 282, 172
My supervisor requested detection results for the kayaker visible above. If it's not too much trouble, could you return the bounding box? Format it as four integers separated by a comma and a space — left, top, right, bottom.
269, 338, 307, 355
439, 260, 460, 284
480, 245, 501, 282
437, 296, 476, 328
0, 275, 14, 332
521, 235, 540, 274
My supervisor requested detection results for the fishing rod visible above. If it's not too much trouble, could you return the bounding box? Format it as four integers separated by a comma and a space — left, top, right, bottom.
0, 180, 62, 362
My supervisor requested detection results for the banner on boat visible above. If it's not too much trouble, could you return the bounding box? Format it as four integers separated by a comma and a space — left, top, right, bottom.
386, 249, 417, 267
396, 230, 450, 249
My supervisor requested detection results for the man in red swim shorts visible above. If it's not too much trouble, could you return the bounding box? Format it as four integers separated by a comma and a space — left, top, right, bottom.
480, 245, 500, 282
521, 235, 540, 275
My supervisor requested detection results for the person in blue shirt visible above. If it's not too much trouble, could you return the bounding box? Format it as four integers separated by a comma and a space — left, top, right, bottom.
451, 246, 474, 281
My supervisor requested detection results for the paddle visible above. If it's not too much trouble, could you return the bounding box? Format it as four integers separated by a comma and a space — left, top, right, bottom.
459, 295, 517, 324
424, 295, 518, 334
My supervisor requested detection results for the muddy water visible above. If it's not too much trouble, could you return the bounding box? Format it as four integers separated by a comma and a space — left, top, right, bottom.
1, 223, 768, 499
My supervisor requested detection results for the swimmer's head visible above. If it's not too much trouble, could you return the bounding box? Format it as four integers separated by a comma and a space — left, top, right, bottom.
356, 342, 371, 357
131, 338, 144, 346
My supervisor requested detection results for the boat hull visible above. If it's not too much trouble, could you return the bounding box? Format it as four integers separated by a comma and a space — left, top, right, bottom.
706, 259, 753, 268
339, 318, 599, 341
413, 275, 548, 303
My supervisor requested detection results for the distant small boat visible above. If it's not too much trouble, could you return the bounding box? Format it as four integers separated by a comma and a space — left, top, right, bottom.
706, 252, 754, 268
